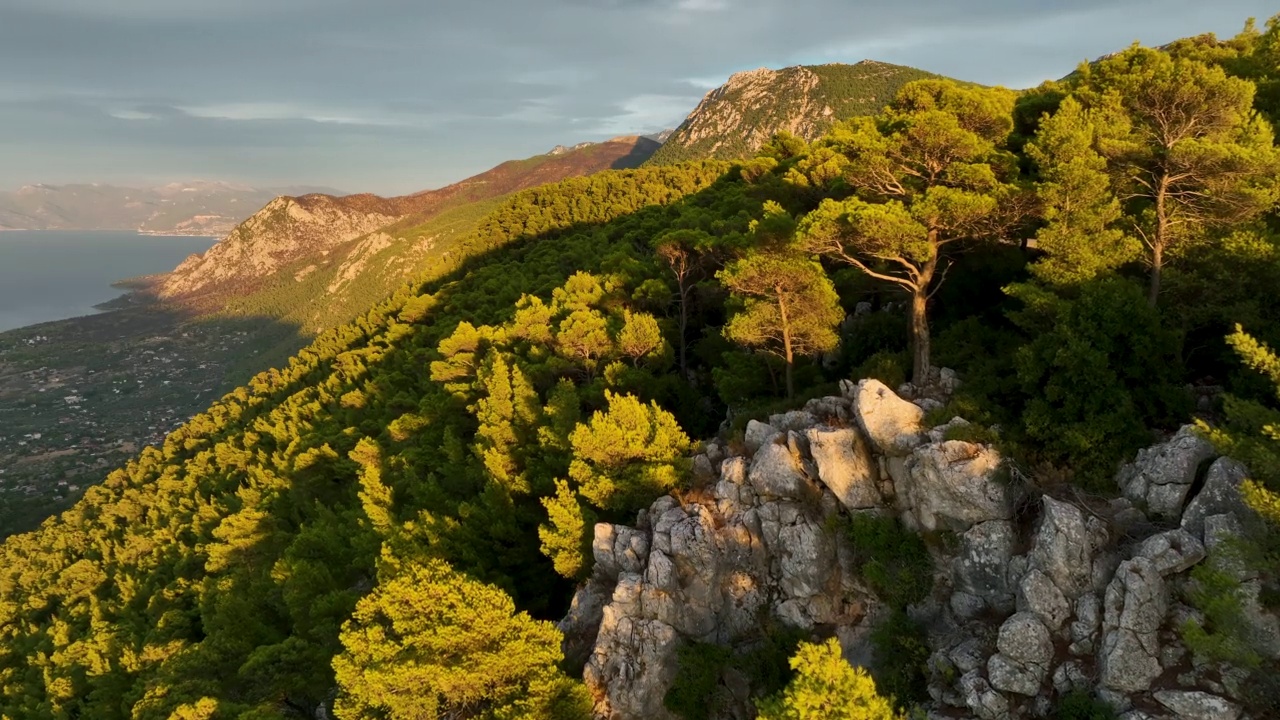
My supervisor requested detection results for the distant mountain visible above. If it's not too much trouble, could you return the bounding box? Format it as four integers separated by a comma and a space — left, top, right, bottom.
157, 135, 661, 317
647, 60, 940, 164
0, 181, 341, 236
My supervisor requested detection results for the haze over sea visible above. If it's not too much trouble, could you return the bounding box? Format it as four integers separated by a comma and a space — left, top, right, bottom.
0, 231, 216, 333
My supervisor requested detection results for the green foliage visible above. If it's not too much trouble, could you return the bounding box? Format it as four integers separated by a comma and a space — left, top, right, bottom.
853, 350, 908, 391
720, 249, 843, 398
538, 480, 596, 581
664, 643, 735, 720
1179, 556, 1263, 668
332, 552, 590, 720
1052, 690, 1118, 720
756, 638, 901, 720
846, 513, 934, 610
867, 611, 931, 711
569, 391, 692, 515
1009, 278, 1190, 485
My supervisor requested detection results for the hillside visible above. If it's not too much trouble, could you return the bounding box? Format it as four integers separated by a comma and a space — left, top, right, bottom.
3, 23, 1280, 720
0, 181, 338, 235
647, 60, 940, 164
158, 135, 660, 307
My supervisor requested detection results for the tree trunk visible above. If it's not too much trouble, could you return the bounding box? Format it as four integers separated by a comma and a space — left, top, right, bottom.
1149, 177, 1169, 307
778, 287, 795, 399
910, 288, 931, 386
910, 241, 939, 386
677, 283, 690, 381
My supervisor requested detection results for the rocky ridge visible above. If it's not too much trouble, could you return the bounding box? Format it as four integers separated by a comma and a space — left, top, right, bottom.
157, 136, 661, 305
647, 60, 938, 165
562, 376, 1279, 719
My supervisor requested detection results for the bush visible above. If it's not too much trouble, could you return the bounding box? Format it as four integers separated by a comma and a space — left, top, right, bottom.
853, 350, 908, 391
664, 643, 734, 720
1008, 278, 1190, 487
868, 609, 930, 711
846, 513, 933, 610
1053, 690, 1118, 720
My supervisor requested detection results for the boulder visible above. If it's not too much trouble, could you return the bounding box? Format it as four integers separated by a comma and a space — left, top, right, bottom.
1116, 425, 1216, 519
1181, 457, 1250, 540
1068, 593, 1101, 656
744, 419, 780, 453
960, 670, 1011, 720
851, 379, 926, 456
802, 396, 849, 423
897, 441, 1013, 532
748, 439, 808, 500
1152, 690, 1241, 720
1136, 528, 1205, 576
593, 524, 650, 579
1100, 557, 1167, 693
585, 576, 682, 720
952, 520, 1017, 614
988, 612, 1053, 696
1017, 569, 1071, 631
768, 410, 818, 433
804, 426, 881, 510
1029, 496, 1093, 598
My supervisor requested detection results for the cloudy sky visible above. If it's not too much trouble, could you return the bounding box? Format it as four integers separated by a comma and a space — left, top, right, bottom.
0, 0, 1273, 195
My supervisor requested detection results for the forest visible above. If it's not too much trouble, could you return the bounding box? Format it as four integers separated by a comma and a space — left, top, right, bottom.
2, 17, 1280, 720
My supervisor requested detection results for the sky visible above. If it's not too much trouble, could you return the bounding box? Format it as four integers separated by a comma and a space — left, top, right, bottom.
0, 0, 1274, 196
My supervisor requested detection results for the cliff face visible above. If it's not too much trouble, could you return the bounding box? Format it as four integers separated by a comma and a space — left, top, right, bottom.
647, 60, 938, 165
157, 136, 661, 306
568, 376, 1278, 720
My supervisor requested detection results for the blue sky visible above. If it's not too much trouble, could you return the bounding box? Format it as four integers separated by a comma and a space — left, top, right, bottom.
0, 0, 1273, 195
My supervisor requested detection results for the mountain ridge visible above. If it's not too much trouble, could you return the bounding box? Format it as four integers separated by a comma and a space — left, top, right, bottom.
647, 59, 942, 164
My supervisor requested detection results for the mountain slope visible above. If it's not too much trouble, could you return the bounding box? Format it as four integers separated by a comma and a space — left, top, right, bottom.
648, 60, 940, 164
158, 136, 661, 307
0, 181, 338, 235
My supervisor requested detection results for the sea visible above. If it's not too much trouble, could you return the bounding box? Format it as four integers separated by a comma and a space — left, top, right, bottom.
0, 231, 217, 333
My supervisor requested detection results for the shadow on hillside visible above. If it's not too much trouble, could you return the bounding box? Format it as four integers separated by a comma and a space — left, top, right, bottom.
610, 138, 663, 169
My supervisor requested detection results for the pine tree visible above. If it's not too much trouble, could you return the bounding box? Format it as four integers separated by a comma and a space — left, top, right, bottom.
756, 638, 900, 720
800, 79, 1025, 383
719, 251, 842, 399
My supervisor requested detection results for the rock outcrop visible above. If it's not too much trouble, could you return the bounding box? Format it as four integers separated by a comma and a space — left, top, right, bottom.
566, 378, 1278, 720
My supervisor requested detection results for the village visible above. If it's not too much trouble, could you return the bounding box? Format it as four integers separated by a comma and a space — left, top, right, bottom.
0, 308, 270, 535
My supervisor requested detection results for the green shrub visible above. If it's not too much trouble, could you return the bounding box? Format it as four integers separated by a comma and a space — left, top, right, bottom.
1180, 555, 1263, 669
1053, 690, 1118, 720
868, 609, 930, 711
846, 513, 934, 610
1008, 278, 1190, 488
664, 643, 734, 720
941, 421, 999, 446
854, 350, 909, 391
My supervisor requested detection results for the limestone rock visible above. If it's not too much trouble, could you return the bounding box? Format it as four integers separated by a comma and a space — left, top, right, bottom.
1181, 457, 1250, 540
802, 395, 849, 423
1069, 593, 1101, 656
768, 409, 818, 433
952, 520, 1017, 615
744, 419, 780, 453
593, 524, 650, 579
1152, 690, 1241, 720
1116, 425, 1216, 519
897, 441, 1013, 532
1017, 569, 1071, 631
988, 612, 1053, 696
1029, 496, 1093, 599
1136, 528, 1205, 576
748, 439, 808, 500
804, 426, 881, 510
960, 670, 1011, 720
1100, 557, 1167, 693
851, 379, 926, 456
585, 575, 682, 720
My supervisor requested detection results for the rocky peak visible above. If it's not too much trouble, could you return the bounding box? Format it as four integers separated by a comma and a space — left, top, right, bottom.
647, 60, 941, 165
565, 375, 1278, 720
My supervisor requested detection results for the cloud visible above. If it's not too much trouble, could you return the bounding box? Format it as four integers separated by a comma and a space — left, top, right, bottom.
0, 0, 1274, 194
